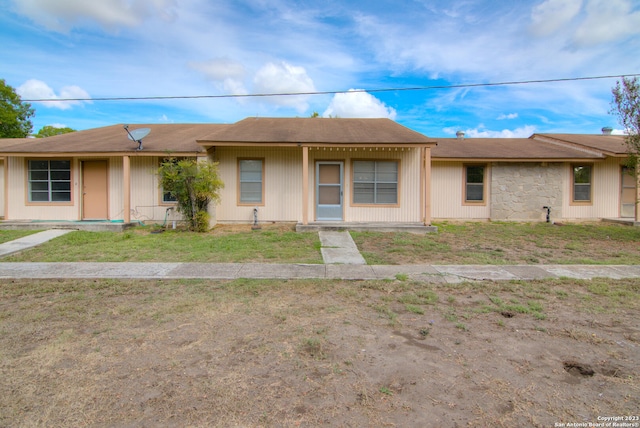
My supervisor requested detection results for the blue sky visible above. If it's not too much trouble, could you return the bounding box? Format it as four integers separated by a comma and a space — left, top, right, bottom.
1, 0, 639, 137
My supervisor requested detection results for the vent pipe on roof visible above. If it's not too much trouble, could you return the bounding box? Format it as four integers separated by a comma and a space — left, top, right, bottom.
601, 126, 613, 135
456, 130, 465, 139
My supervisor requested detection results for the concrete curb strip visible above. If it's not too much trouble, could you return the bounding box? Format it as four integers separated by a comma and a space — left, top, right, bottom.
1, 262, 640, 282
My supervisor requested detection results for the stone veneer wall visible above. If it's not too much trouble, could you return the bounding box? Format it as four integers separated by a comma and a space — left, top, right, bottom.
490, 162, 563, 221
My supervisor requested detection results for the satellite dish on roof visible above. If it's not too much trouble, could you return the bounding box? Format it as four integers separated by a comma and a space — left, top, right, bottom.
123, 125, 150, 150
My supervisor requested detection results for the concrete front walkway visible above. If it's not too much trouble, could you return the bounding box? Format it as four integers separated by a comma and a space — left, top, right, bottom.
319, 231, 366, 264
0, 230, 73, 258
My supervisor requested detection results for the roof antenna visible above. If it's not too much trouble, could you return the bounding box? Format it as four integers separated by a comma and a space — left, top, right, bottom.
123, 124, 150, 150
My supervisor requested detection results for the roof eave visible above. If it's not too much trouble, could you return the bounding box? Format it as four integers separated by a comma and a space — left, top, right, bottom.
432, 157, 605, 162
197, 141, 436, 148
0, 151, 206, 157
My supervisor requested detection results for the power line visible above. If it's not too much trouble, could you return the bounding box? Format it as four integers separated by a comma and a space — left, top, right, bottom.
21, 73, 640, 103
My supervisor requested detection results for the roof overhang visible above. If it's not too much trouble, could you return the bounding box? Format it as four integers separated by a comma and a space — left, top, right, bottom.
197, 141, 436, 148
433, 157, 605, 162
1, 151, 206, 158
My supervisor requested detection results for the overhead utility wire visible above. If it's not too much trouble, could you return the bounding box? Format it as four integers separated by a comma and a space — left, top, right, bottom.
21, 73, 640, 103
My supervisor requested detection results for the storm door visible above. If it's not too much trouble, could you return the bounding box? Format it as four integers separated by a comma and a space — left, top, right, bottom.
316, 161, 343, 221
621, 166, 636, 218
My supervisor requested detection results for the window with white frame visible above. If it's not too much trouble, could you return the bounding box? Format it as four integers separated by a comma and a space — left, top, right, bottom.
28, 160, 72, 202
352, 160, 398, 204
238, 159, 264, 204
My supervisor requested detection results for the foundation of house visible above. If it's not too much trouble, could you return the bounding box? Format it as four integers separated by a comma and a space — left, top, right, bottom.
295, 222, 437, 234
0, 220, 135, 232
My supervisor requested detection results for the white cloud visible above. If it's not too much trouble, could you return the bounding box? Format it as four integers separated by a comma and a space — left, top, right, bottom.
323, 90, 397, 119
529, 0, 640, 47
572, 0, 640, 47
10, 0, 177, 32
497, 113, 518, 120
529, 0, 582, 37
445, 125, 537, 138
252, 62, 315, 112
190, 57, 248, 96
17, 79, 91, 110
190, 58, 246, 81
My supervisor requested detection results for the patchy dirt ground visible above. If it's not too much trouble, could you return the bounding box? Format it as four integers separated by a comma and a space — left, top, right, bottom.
1, 277, 638, 427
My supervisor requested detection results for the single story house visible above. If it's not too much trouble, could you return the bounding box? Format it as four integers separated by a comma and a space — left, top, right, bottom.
0, 118, 635, 230
430, 131, 635, 223
0, 118, 438, 231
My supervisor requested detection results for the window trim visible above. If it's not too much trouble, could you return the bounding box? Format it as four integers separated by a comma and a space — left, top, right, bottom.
571, 163, 593, 205
237, 158, 265, 206
26, 158, 74, 206
350, 159, 400, 207
462, 164, 488, 206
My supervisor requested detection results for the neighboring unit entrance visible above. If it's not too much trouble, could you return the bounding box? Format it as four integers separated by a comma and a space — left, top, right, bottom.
82, 160, 108, 220
316, 161, 343, 220
621, 166, 636, 218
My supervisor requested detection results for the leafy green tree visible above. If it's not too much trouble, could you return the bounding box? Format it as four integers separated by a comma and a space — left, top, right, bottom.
612, 77, 640, 160
158, 158, 224, 232
611, 76, 640, 220
0, 79, 35, 138
35, 125, 76, 138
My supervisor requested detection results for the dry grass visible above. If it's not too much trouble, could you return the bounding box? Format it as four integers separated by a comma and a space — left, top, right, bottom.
1, 277, 638, 427
352, 221, 640, 264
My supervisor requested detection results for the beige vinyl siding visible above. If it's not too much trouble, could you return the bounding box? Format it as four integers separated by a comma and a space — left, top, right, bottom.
4, 155, 177, 223
128, 156, 194, 224
562, 157, 622, 220
129, 157, 159, 223
305, 148, 421, 222
338, 148, 420, 222
5, 156, 79, 220
216, 147, 303, 223
215, 146, 423, 223
431, 161, 490, 220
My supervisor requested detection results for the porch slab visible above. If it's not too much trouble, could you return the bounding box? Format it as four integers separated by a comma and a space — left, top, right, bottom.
602, 218, 640, 227
0, 220, 135, 232
297, 222, 437, 234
